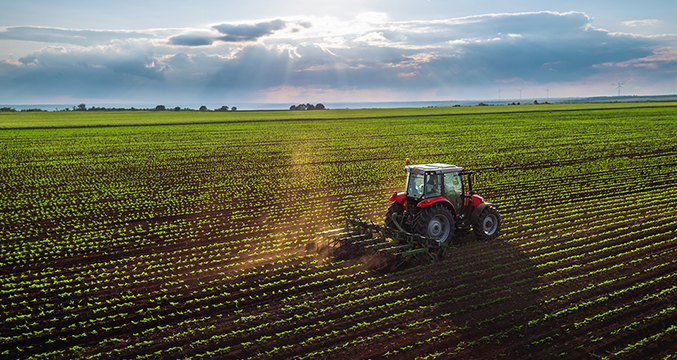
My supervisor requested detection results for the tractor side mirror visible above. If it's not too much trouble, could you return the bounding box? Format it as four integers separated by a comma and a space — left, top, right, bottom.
469, 173, 477, 195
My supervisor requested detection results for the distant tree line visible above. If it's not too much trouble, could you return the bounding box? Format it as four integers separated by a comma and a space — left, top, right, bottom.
153, 105, 237, 112
2, 103, 335, 112
476, 101, 549, 106
1, 107, 48, 112
38, 104, 241, 112
289, 103, 326, 110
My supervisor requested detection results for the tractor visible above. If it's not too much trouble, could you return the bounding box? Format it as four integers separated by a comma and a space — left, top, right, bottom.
325, 160, 501, 269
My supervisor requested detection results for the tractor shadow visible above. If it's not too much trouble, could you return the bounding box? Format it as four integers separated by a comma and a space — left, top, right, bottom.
450, 228, 481, 246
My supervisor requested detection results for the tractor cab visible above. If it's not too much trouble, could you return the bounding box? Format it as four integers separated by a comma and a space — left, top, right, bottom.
402, 163, 477, 217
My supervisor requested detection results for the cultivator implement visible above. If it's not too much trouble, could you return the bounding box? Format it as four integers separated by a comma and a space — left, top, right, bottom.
322, 217, 446, 271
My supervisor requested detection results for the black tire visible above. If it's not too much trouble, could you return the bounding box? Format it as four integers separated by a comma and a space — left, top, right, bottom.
414, 203, 455, 245
384, 202, 404, 230
473, 206, 501, 241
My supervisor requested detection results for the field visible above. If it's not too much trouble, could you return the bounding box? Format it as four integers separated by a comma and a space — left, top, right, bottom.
1, 103, 677, 359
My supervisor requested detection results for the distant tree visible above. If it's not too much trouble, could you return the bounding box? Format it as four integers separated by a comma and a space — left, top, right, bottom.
216, 105, 229, 112
290, 103, 328, 110
0, 107, 16, 112
174, 106, 181, 111
534, 100, 539, 105
155, 105, 166, 111
199, 105, 208, 111
77, 103, 87, 111
231, 107, 237, 111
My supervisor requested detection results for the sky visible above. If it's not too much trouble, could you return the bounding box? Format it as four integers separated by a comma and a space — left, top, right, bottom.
1, 0, 676, 106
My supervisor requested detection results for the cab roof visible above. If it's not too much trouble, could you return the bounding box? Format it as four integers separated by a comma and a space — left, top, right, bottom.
404, 163, 464, 175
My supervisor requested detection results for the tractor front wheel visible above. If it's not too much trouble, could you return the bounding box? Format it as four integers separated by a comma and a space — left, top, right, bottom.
473, 206, 501, 241
414, 203, 455, 245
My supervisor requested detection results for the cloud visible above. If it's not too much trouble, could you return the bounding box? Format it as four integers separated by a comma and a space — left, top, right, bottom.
168, 19, 288, 46
623, 19, 663, 27
0, 45, 165, 102
0, 26, 154, 46
167, 32, 217, 46
213, 19, 287, 42
166, 52, 192, 70
1, 11, 676, 104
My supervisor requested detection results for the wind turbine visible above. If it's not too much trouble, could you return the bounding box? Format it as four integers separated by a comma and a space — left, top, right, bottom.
546, 88, 550, 98
519, 88, 523, 100
498, 88, 502, 100
615, 80, 623, 96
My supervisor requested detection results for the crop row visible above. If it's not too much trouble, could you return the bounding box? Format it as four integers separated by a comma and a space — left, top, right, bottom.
2, 105, 677, 359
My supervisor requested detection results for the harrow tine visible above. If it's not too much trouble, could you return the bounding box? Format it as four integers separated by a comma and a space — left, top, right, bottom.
322, 217, 437, 271
320, 228, 344, 234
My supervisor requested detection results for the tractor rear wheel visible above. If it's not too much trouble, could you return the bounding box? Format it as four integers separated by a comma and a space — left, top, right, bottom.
384, 202, 404, 230
414, 203, 455, 245
473, 206, 501, 241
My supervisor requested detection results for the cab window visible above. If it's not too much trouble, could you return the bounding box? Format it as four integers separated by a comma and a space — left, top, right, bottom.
424, 174, 443, 198
444, 172, 462, 196
406, 173, 425, 198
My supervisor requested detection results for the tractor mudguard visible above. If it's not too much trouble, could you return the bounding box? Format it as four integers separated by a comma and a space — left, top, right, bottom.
472, 194, 485, 207
463, 194, 485, 207
389, 191, 406, 204
417, 196, 457, 216
471, 202, 494, 225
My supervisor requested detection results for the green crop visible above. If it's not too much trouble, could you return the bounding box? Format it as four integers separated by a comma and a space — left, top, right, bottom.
1, 103, 677, 359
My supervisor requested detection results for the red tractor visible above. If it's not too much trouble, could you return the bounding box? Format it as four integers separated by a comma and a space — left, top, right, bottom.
385, 161, 501, 247
326, 160, 501, 268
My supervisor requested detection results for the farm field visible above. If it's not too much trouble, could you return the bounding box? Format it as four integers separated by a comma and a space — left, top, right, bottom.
1, 103, 677, 359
